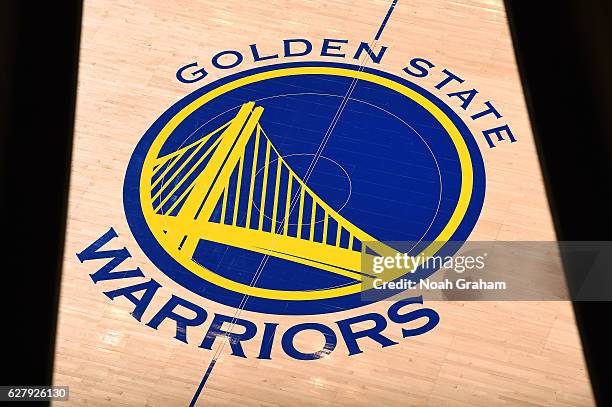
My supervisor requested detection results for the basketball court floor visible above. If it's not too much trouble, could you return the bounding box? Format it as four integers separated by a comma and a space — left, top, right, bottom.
52, 0, 595, 405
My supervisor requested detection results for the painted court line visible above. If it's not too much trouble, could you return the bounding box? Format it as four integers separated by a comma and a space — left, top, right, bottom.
189, 1, 400, 405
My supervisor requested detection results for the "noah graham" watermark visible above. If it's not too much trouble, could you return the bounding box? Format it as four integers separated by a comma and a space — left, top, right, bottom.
362, 249, 510, 296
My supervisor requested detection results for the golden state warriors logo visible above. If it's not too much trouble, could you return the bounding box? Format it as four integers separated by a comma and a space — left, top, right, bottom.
124, 61, 486, 315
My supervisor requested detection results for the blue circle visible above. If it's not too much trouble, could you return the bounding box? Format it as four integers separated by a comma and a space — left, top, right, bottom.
124, 61, 486, 315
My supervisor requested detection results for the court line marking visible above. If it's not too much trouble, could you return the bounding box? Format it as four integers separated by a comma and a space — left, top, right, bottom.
189, 2, 399, 405
166, 92, 442, 246
375, 0, 398, 40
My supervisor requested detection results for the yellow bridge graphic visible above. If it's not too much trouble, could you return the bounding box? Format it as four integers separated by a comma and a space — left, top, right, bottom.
149, 102, 391, 281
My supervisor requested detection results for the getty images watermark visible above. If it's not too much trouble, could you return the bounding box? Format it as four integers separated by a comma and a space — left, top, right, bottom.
369, 251, 505, 291
355, 241, 610, 301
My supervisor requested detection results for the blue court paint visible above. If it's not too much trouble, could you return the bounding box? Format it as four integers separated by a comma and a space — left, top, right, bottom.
374, 0, 399, 40
124, 62, 486, 314
189, 358, 217, 407
172, 0, 468, 403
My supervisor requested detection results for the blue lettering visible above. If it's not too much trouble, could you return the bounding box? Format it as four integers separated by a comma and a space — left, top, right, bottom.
282, 323, 337, 360
435, 69, 464, 90
200, 314, 257, 358
283, 38, 312, 57
321, 38, 348, 58
104, 279, 161, 321
211, 50, 243, 69
353, 42, 387, 64
257, 322, 279, 360
77, 228, 144, 283
447, 88, 479, 110
403, 57, 435, 78
146, 295, 208, 343
471, 100, 502, 120
387, 296, 440, 337
176, 62, 208, 83
250, 44, 279, 62
336, 312, 398, 356
482, 125, 517, 148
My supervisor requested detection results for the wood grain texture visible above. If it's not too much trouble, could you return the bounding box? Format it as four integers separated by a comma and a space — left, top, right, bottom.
53, 0, 594, 405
